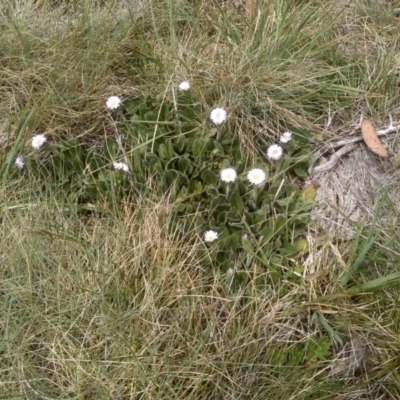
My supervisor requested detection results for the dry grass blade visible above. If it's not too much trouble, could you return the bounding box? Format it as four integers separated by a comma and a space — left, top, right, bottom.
245, 0, 255, 16
361, 119, 389, 158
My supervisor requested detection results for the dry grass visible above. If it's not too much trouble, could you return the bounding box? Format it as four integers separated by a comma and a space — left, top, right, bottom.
1, 182, 400, 398
0, 191, 316, 398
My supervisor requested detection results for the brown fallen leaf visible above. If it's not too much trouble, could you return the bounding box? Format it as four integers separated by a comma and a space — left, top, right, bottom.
361, 119, 389, 158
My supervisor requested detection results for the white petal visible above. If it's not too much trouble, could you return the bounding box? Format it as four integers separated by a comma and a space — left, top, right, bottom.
179, 81, 190, 91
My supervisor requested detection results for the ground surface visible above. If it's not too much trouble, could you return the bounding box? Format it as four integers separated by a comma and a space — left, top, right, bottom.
1, 1, 400, 399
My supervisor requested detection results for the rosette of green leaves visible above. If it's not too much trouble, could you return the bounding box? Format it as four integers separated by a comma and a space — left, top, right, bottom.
121, 94, 315, 279
121, 93, 243, 202
202, 158, 313, 280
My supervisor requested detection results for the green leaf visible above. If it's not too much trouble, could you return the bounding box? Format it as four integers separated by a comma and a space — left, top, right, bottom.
238, 182, 247, 196
312, 312, 343, 346
216, 211, 227, 224
236, 272, 249, 286
274, 215, 287, 235
260, 226, 274, 242
175, 135, 187, 153
158, 143, 168, 160
229, 192, 244, 213
227, 223, 244, 232
149, 158, 163, 174
192, 139, 203, 157
206, 128, 217, 139
161, 102, 171, 120
211, 204, 229, 219
346, 271, 400, 294
285, 184, 299, 196
129, 114, 142, 122
306, 337, 331, 361
165, 139, 175, 160
177, 158, 193, 174
291, 213, 310, 225
86, 150, 104, 171
226, 211, 240, 222
225, 235, 239, 251
103, 138, 119, 161
287, 346, 305, 366
177, 106, 196, 123
242, 237, 253, 253
216, 251, 228, 263
205, 185, 219, 197
133, 152, 143, 174
165, 170, 180, 185
218, 226, 230, 239
144, 111, 156, 120
176, 203, 186, 212
255, 203, 270, 215
244, 212, 254, 225
275, 198, 290, 207
280, 243, 298, 255
254, 215, 266, 230
202, 138, 215, 154
210, 196, 224, 211
294, 166, 308, 178
201, 169, 218, 185
188, 180, 204, 195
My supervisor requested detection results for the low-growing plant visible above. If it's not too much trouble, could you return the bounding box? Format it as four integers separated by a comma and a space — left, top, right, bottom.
117, 86, 315, 278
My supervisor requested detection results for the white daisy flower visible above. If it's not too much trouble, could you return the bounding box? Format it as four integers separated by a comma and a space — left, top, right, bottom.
113, 161, 129, 172
178, 81, 190, 91
31, 134, 46, 150
220, 168, 237, 183
267, 144, 283, 160
210, 107, 227, 125
14, 155, 24, 169
106, 96, 122, 110
247, 168, 266, 185
204, 230, 218, 242
280, 131, 292, 143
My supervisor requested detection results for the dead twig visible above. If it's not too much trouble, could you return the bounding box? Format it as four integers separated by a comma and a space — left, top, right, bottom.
308, 119, 400, 176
